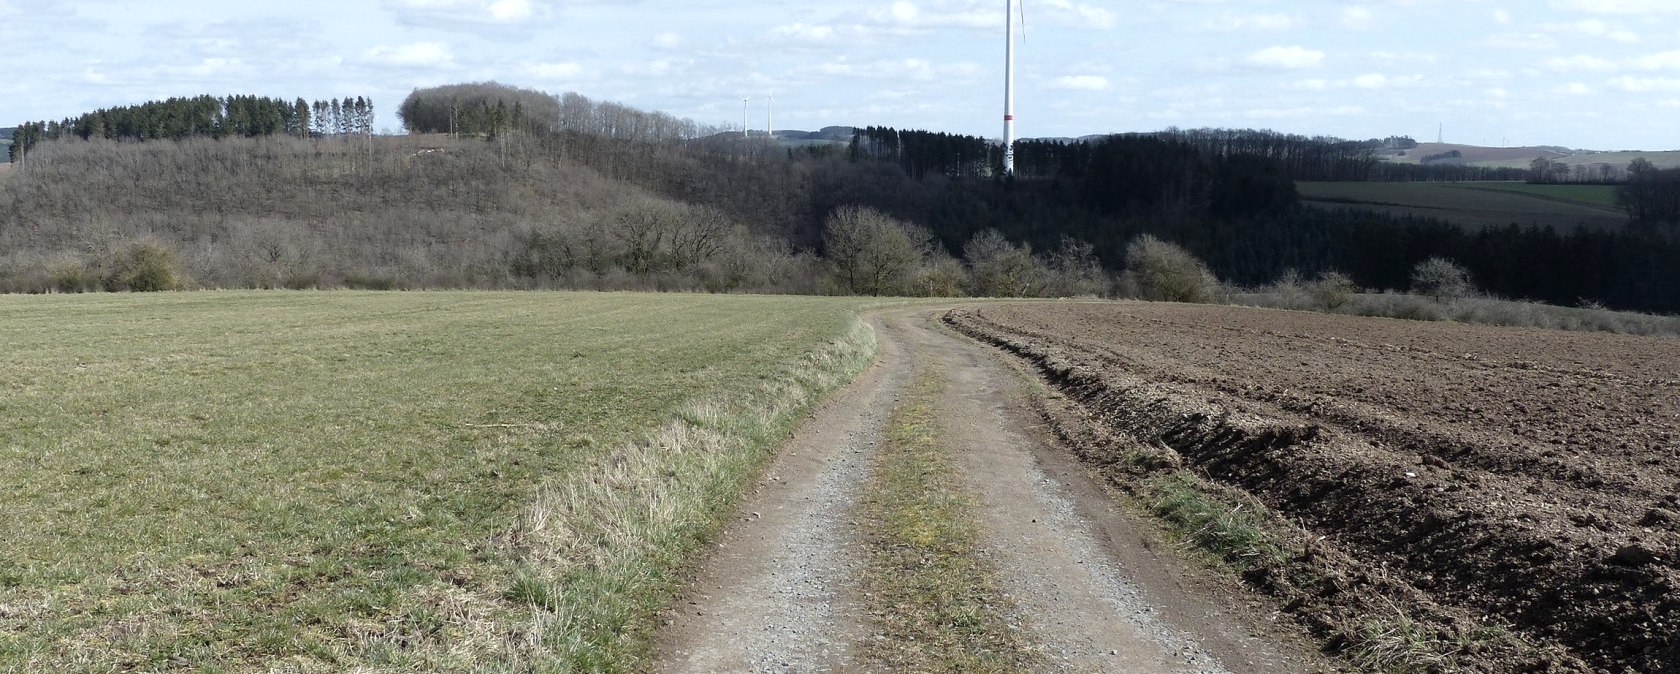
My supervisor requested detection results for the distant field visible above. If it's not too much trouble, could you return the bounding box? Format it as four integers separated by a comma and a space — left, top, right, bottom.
0, 292, 878, 672
1382, 143, 1680, 171
1298, 181, 1628, 230
1473, 150, 1680, 171
1449, 182, 1621, 209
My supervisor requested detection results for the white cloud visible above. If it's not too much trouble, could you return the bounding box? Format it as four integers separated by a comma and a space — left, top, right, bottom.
487, 0, 532, 21
652, 31, 682, 49
1201, 13, 1294, 32
818, 57, 980, 82
1610, 75, 1680, 91
1547, 55, 1619, 71
1341, 7, 1377, 30
1493, 9, 1512, 24
1352, 73, 1388, 89
527, 61, 582, 79
1244, 46, 1324, 70
769, 22, 840, 43
382, 0, 552, 30
1038, 0, 1117, 30
1560, 82, 1594, 95
1049, 75, 1110, 91
1563, 18, 1642, 42
363, 41, 453, 67
1550, 0, 1680, 14
1633, 50, 1680, 70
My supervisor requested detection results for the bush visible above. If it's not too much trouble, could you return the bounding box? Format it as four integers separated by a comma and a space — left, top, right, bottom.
1410, 257, 1475, 302
1309, 271, 1359, 310
964, 229, 1044, 297
104, 242, 183, 292
1118, 234, 1219, 303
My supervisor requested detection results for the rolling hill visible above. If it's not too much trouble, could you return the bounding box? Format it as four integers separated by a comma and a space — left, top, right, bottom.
1382, 142, 1680, 171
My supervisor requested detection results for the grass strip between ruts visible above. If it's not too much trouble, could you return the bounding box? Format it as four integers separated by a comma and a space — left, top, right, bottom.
858, 366, 1040, 673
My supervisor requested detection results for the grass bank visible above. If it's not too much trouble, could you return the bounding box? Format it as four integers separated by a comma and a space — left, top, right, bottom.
858, 367, 1037, 673
0, 291, 879, 672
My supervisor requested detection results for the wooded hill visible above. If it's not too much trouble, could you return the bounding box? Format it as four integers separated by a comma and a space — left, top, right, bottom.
5, 83, 1679, 313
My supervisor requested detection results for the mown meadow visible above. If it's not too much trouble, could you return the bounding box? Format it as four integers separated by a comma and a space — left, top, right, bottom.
0, 291, 883, 672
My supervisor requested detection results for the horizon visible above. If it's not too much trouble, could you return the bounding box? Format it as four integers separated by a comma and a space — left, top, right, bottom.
4, 1, 1680, 151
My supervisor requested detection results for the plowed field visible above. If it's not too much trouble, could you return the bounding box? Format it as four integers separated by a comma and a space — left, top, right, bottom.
947, 303, 1679, 673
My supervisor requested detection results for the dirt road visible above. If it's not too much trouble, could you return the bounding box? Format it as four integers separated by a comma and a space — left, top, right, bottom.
655, 309, 1329, 673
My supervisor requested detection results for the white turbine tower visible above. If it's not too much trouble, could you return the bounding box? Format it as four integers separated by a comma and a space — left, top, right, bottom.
743, 97, 752, 139
1003, 0, 1024, 176
767, 91, 775, 139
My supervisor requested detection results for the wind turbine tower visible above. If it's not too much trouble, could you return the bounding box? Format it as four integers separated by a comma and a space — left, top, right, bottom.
1003, 0, 1019, 176
743, 97, 751, 139
767, 92, 775, 138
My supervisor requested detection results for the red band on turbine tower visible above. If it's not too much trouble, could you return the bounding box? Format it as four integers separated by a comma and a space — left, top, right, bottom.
1005, 115, 1015, 121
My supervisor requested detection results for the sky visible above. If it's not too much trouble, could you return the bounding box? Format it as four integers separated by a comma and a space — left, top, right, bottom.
4, 0, 1680, 150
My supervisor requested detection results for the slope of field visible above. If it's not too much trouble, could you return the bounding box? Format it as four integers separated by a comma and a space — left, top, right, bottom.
1298, 181, 1627, 230
1385, 142, 1566, 165
949, 303, 1679, 673
1475, 150, 1680, 171
0, 292, 878, 672
1383, 143, 1680, 170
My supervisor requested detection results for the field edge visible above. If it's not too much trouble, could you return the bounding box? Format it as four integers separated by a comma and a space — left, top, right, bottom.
501, 314, 881, 671
941, 307, 1595, 674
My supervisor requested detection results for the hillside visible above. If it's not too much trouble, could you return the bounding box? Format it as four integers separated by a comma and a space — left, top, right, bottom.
1382, 141, 1680, 171
0, 134, 816, 294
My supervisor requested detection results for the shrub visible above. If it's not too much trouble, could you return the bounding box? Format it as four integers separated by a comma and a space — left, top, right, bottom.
1309, 271, 1359, 311
964, 229, 1045, 297
49, 257, 99, 293
1043, 236, 1111, 298
1118, 234, 1219, 304
1410, 257, 1475, 302
104, 242, 183, 292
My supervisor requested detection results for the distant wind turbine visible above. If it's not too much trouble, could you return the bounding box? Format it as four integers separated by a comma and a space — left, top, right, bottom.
767, 91, 775, 139
743, 97, 752, 139
1003, 0, 1025, 176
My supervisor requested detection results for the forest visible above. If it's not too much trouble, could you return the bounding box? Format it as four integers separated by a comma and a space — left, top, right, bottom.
7, 95, 375, 162
4, 82, 1678, 314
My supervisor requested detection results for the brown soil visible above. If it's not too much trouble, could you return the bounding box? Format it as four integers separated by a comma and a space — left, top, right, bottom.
946, 302, 1680, 674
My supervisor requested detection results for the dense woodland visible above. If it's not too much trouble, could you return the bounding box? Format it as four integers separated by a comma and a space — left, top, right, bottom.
4, 83, 1679, 313
8, 95, 375, 162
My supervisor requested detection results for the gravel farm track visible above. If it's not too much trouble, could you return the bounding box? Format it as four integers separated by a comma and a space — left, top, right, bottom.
948, 303, 1679, 674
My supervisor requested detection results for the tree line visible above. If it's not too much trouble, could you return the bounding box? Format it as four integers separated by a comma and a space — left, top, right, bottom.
6, 81, 1680, 314
1616, 159, 1680, 224
9, 95, 374, 162
398, 82, 717, 144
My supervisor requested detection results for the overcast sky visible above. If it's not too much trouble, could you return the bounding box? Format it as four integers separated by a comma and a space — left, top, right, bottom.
4, 0, 1679, 149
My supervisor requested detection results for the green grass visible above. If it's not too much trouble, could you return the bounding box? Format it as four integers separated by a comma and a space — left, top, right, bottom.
0, 291, 881, 673
1449, 182, 1620, 209
859, 367, 1038, 673
1298, 181, 1627, 230
1143, 474, 1289, 571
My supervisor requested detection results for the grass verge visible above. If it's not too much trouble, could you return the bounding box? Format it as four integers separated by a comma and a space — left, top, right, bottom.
0, 292, 881, 672
858, 366, 1038, 673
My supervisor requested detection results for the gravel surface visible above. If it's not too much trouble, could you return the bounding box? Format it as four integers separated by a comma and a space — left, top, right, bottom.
656, 309, 1330, 673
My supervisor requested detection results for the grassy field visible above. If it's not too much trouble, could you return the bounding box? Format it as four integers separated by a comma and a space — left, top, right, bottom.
1471, 150, 1680, 171
1448, 182, 1620, 209
0, 291, 882, 673
1298, 181, 1627, 230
